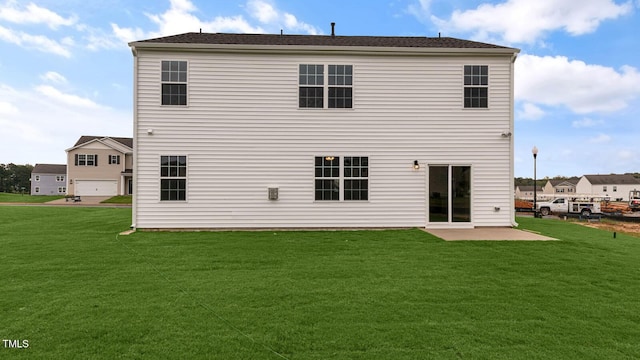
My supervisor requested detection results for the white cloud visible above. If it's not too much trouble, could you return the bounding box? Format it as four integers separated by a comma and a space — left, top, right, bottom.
572, 118, 604, 128
0, 100, 18, 115
247, 0, 279, 23
515, 54, 640, 113
589, 133, 612, 143
431, 0, 632, 44
35, 85, 104, 109
112, 0, 320, 45
0, 83, 130, 165
0, 0, 77, 29
247, 0, 321, 34
407, 0, 432, 22
40, 71, 67, 84
112, 0, 265, 45
517, 102, 545, 120
0, 24, 72, 57
618, 149, 633, 160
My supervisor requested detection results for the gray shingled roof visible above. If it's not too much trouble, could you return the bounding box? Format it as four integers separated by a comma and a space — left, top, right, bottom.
548, 177, 579, 186
132, 32, 516, 50
74, 136, 133, 149
32, 164, 66, 174
583, 174, 640, 185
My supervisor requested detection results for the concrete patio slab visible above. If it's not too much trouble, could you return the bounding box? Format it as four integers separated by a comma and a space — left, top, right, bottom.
424, 227, 556, 241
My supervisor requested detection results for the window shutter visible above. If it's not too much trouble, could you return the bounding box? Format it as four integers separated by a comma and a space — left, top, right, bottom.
95, 154, 98, 166
117, 155, 120, 164
75, 154, 78, 166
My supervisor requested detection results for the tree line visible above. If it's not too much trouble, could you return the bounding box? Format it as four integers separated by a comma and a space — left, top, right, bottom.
0, 164, 34, 193
515, 173, 640, 187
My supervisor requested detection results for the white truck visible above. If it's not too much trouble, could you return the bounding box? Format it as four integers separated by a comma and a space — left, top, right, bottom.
536, 197, 601, 217
630, 190, 640, 211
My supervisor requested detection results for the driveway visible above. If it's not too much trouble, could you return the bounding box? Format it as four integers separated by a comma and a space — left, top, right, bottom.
46, 196, 117, 206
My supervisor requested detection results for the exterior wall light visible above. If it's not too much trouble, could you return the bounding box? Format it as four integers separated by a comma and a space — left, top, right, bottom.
413, 160, 420, 170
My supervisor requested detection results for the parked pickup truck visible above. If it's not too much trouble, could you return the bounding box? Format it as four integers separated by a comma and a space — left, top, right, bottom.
630, 190, 640, 211
536, 198, 601, 217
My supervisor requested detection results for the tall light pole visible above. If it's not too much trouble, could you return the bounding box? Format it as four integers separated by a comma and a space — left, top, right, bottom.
532, 146, 538, 216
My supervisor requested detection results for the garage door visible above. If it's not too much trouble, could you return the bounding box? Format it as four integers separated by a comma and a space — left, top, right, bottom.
75, 180, 117, 196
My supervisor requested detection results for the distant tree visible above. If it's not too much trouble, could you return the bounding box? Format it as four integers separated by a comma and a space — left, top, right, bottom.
0, 164, 7, 192
0, 163, 33, 193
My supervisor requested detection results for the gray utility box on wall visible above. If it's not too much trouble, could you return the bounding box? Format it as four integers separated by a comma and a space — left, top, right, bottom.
268, 187, 279, 200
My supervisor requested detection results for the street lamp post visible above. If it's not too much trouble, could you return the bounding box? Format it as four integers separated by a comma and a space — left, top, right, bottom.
532, 146, 538, 216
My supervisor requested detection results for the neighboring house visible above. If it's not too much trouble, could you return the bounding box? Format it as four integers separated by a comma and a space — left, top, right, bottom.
575, 174, 640, 201
515, 185, 543, 199
542, 178, 579, 195
66, 136, 133, 196
128, 30, 520, 230
30, 164, 67, 195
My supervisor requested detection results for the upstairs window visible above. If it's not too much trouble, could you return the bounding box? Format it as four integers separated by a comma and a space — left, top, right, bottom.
299, 64, 353, 109
299, 64, 324, 108
161, 60, 187, 106
328, 65, 353, 108
56, 175, 65, 182
75, 154, 98, 166
109, 155, 121, 165
35, 175, 40, 182
463, 65, 488, 108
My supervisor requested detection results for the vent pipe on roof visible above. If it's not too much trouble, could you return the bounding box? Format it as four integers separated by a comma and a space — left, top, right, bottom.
331, 22, 335, 38
438, 32, 441, 38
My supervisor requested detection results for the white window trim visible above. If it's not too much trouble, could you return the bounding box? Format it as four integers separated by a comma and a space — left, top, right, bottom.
299, 64, 354, 110
313, 155, 369, 202
462, 64, 489, 110
159, 155, 188, 202
160, 60, 188, 107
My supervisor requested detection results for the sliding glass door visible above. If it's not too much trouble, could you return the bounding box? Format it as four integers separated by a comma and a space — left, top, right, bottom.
428, 165, 471, 223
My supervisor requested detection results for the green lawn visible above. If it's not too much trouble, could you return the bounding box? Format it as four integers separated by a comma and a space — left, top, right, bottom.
101, 195, 132, 204
1, 207, 639, 359
0, 192, 63, 203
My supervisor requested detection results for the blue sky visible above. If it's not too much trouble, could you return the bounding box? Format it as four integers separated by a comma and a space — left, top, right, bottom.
1, 0, 639, 178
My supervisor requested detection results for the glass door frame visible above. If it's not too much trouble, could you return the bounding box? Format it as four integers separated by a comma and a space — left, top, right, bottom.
425, 163, 473, 229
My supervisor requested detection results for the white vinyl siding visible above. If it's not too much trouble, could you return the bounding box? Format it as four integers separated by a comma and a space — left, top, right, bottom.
133, 49, 515, 228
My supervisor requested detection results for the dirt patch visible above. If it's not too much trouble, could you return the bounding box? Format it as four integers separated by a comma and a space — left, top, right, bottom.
579, 220, 640, 238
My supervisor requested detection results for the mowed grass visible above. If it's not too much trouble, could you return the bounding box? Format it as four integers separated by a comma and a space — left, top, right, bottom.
101, 195, 132, 204
0, 192, 63, 203
1, 206, 640, 359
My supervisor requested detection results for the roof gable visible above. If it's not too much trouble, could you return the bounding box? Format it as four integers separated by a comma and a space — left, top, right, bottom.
67, 136, 133, 153
549, 177, 579, 186
32, 164, 66, 174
